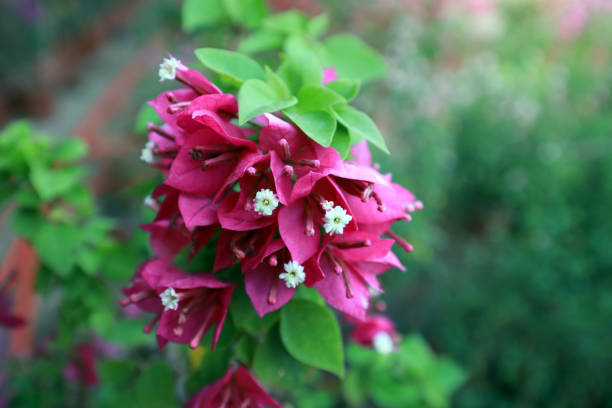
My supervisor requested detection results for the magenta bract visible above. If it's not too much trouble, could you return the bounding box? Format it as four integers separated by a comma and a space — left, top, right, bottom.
127, 59, 422, 349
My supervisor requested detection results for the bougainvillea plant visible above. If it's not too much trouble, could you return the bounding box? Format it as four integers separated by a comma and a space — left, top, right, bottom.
121, 3, 428, 406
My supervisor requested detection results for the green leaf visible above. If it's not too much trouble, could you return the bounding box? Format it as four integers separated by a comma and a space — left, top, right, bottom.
222, 0, 267, 29
230, 284, 279, 335
236, 335, 258, 366
238, 79, 297, 124
284, 35, 323, 86
277, 60, 303, 95
297, 84, 345, 111
194, 48, 265, 85
265, 67, 291, 100
238, 29, 284, 54
63, 184, 95, 216
323, 34, 387, 82
12, 209, 44, 240
307, 14, 329, 38
93, 315, 154, 347
326, 79, 361, 102
77, 247, 101, 275
342, 370, 369, 407
294, 285, 325, 305
182, 0, 228, 32
283, 107, 336, 147
280, 299, 344, 377
134, 104, 162, 134
98, 360, 139, 389
30, 165, 86, 201
433, 358, 466, 394
331, 125, 351, 159
186, 346, 232, 396
332, 104, 389, 154
135, 362, 178, 408
253, 325, 311, 389
263, 10, 308, 34
32, 224, 81, 277
52, 139, 88, 162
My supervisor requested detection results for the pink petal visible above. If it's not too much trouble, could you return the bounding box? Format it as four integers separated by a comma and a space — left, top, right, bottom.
244, 263, 295, 317
178, 193, 218, 229
278, 200, 321, 263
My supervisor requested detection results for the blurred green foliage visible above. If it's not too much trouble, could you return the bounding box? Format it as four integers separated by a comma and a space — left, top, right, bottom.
348, 2, 612, 407
0, 121, 164, 407
344, 336, 464, 408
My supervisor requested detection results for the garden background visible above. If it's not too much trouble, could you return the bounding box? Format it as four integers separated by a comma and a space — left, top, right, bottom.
1, 0, 612, 407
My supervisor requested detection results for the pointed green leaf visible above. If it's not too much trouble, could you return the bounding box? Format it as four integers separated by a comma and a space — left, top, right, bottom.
238, 79, 297, 124
194, 48, 265, 85
265, 66, 291, 100
307, 14, 329, 38
238, 29, 284, 54
30, 165, 86, 201
284, 35, 323, 86
325, 79, 361, 102
323, 34, 387, 82
230, 284, 279, 335
32, 224, 81, 277
283, 107, 336, 147
182, 0, 228, 32
222, 0, 267, 29
277, 60, 303, 95
331, 125, 351, 159
297, 84, 345, 111
236, 335, 258, 366
253, 325, 311, 390
263, 10, 308, 34
280, 299, 344, 378
52, 139, 88, 162
332, 104, 389, 154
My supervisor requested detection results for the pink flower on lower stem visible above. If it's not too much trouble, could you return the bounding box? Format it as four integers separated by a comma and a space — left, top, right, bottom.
186, 365, 281, 408
63, 343, 98, 387
349, 314, 399, 354
121, 259, 235, 350
0, 295, 24, 329
0, 273, 25, 329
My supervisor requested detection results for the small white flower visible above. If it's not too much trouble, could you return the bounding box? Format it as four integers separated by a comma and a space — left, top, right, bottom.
160, 287, 179, 311
144, 195, 158, 209
140, 147, 154, 163
323, 205, 352, 235
253, 189, 279, 216
321, 200, 334, 211
145, 140, 155, 150
360, 295, 369, 309
158, 56, 182, 81
373, 332, 394, 355
279, 261, 306, 288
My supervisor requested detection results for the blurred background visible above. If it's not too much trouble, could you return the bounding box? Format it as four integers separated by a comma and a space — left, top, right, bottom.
2, 0, 612, 407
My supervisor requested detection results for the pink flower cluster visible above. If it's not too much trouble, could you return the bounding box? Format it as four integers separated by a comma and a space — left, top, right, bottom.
122, 57, 421, 351
186, 365, 281, 408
